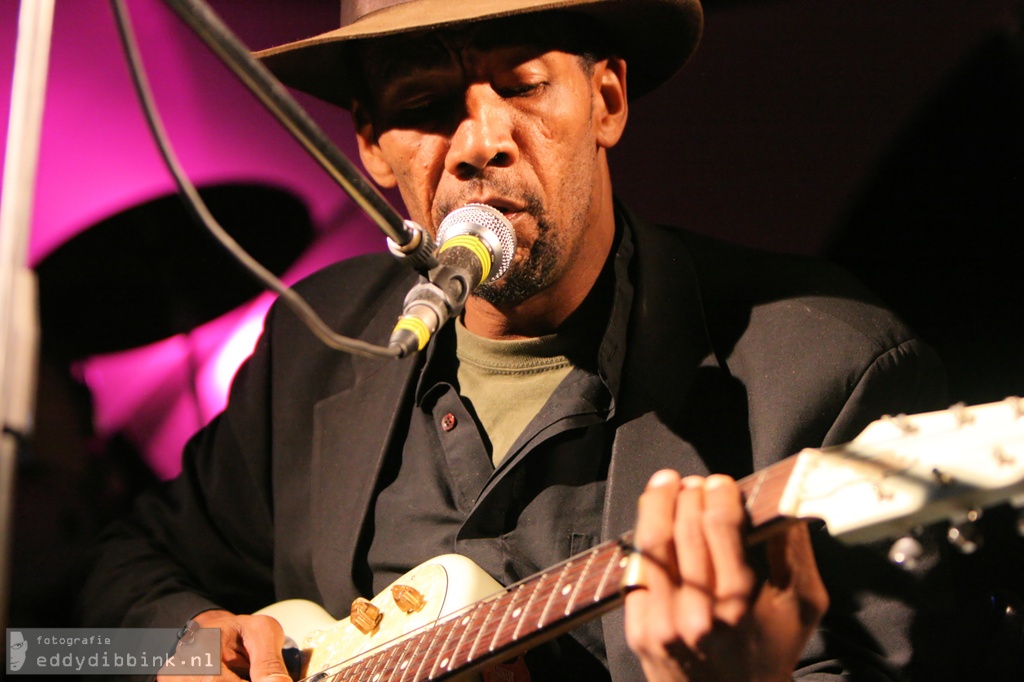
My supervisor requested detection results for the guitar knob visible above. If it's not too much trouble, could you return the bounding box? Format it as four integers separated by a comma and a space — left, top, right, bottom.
391, 584, 426, 613
350, 597, 383, 634
888, 536, 924, 570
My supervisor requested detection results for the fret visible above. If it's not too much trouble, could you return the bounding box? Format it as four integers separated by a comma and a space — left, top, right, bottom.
362, 644, 387, 682
408, 624, 450, 682
536, 559, 574, 629
447, 596, 499, 673
486, 582, 529, 654
564, 545, 601, 614
461, 590, 505, 666
543, 557, 591, 626
739, 456, 796, 529
427, 607, 475, 678
552, 557, 585, 614
393, 631, 423, 682
372, 634, 406, 682
510, 570, 552, 641
356, 649, 381, 681
743, 467, 769, 514
595, 540, 628, 596
412, 613, 455, 682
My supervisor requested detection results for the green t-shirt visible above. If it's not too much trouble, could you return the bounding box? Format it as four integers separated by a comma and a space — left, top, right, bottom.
454, 320, 575, 466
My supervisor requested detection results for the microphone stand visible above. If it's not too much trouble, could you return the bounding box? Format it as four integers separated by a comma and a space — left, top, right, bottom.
158, 0, 437, 273
0, 0, 53, 632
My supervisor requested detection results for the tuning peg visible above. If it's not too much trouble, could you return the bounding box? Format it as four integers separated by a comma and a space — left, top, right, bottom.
947, 510, 983, 554
950, 401, 974, 426
888, 536, 925, 569
883, 413, 918, 434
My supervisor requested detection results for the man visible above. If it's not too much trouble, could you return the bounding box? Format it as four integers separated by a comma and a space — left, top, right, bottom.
8, 631, 28, 672
81, 1, 949, 680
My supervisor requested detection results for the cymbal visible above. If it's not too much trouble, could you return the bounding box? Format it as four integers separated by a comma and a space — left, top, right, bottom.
36, 183, 315, 358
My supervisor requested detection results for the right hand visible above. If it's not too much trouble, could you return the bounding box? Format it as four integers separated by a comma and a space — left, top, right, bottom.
157, 609, 292, 682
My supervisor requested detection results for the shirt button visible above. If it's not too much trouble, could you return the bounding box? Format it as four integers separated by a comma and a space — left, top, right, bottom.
440, 413, 457, 431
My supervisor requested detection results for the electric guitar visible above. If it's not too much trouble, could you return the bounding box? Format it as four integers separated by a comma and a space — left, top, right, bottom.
257, 397, 1024, 681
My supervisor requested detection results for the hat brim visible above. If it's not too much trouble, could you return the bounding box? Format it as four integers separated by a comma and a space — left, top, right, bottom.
253, 0, 703, 109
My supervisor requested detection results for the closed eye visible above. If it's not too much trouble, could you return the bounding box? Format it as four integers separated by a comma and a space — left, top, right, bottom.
497, 82, 546, 98
376, 85, 461, 128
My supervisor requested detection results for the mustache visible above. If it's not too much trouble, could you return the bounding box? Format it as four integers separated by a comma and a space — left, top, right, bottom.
434, 178, 544, 225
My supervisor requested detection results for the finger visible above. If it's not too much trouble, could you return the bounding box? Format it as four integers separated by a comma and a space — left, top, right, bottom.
626, 469, 682, 656
237, 615, 292, 682
702, 475, 755, 626
674, 475, 714, 647
635, 469, 683, 579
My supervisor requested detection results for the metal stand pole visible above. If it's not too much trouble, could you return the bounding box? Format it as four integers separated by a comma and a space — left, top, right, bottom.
0, 0, 54, 631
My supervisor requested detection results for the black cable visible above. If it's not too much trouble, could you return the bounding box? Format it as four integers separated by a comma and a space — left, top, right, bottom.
110, 0, 401, 359
161, 0, 412, 247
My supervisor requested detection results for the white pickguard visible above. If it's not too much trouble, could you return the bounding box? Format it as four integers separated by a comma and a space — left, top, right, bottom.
257, 554, 503, 678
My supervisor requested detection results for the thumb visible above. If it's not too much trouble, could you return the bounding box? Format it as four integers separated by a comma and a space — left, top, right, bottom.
240, 615, 293, 682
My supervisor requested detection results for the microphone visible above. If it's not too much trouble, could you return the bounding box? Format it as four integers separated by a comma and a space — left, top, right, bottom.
389, 204, 516, 356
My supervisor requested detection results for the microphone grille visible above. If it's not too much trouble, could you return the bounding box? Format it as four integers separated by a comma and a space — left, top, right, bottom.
436, 204, 517, 282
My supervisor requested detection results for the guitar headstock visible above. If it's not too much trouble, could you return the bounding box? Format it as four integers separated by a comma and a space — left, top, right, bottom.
780, 397, 1024, 545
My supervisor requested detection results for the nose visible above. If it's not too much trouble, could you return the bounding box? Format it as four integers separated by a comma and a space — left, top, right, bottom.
445, 85, 517, 179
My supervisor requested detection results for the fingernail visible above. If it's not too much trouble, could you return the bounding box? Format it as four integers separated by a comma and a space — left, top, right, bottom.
648, 470, 678, 488
705, 476, 725, 490
681, 475, 705, 489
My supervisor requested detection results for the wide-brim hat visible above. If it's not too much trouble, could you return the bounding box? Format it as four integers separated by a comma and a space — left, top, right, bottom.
254, 0, 703, 109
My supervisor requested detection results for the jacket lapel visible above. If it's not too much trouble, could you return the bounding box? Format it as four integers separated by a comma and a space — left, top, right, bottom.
602, 208, 717, 539
601, 209, 721, 680
310, 341, 421, 616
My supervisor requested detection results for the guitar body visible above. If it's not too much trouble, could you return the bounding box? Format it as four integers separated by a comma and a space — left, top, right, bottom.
257, 554, 504, 678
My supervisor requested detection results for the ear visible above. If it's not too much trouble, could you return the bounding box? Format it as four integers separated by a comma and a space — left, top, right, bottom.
353, 102, 398, 188
592, 56, 628, 149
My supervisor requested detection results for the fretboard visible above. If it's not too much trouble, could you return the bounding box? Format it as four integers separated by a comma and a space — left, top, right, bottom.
316, 457, 799, 682
318, 537, 631, 681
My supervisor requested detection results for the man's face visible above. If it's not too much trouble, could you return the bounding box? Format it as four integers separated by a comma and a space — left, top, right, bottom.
9, 632, 26, 671
354, 27, 627, 307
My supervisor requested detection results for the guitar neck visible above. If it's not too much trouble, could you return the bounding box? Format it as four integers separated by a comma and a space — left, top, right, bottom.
317, 460, 800, 682
740, 455, 802, 538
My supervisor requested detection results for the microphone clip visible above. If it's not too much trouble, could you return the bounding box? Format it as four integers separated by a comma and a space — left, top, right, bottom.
387, 220, 439, 276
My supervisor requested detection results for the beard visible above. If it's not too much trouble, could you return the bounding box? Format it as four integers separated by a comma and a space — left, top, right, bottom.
434, 179, 590, 308
473, 213, 559, 306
